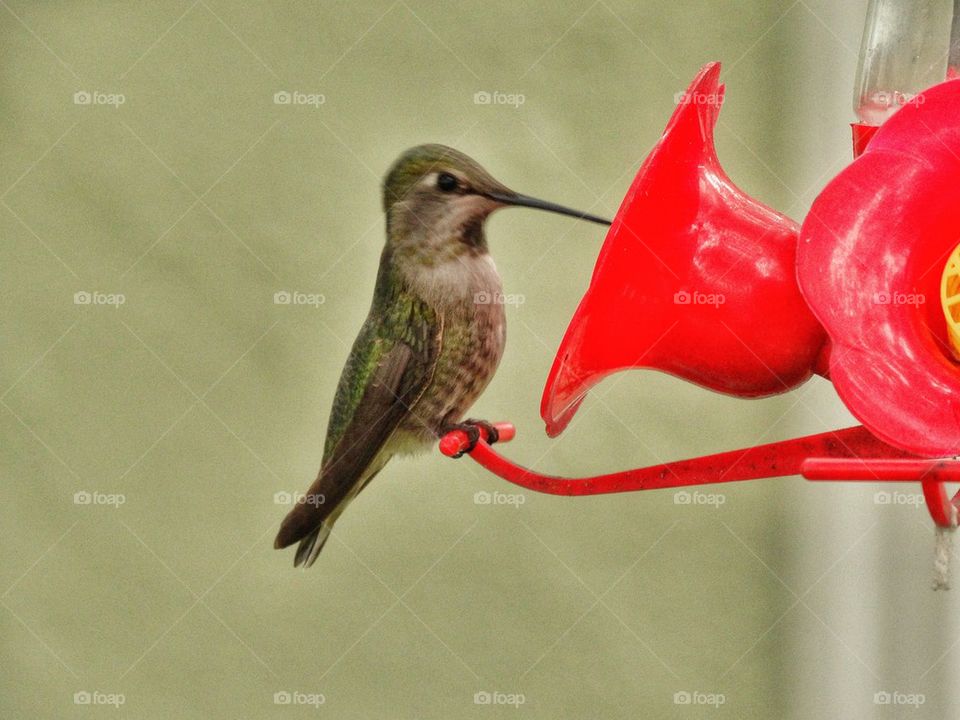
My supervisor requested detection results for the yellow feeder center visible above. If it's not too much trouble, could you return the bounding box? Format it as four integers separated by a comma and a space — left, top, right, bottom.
942, 245, 960, 361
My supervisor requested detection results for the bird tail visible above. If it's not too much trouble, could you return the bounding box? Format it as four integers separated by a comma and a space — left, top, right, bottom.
276, 468, 381, 568
294, 522, 333, 569
275, 458, 388, 569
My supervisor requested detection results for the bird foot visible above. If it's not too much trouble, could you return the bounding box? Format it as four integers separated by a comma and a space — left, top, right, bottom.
441, 419, 500, 458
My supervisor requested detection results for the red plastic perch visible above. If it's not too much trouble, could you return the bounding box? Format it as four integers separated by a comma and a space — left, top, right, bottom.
439, 423, 960, 527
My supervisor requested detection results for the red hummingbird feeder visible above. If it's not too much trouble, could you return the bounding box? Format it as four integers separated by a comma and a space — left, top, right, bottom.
440, 3, 960, 552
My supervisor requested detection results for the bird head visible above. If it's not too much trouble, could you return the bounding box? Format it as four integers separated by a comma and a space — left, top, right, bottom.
382, 144, 609, 257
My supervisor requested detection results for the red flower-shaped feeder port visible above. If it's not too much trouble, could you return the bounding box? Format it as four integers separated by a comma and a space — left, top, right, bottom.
440, 62, 960, 531
799, 78, 960, 458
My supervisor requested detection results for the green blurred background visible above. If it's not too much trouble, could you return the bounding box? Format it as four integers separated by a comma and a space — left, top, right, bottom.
2, 1, 957, 718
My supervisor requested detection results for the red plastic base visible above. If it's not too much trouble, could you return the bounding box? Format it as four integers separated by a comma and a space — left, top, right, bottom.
851, 122, 879, 157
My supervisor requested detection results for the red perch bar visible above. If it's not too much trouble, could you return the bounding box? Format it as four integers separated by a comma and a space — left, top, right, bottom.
439, 423, 960, 526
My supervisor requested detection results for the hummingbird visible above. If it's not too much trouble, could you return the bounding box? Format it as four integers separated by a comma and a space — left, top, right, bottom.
274, 144, 609, 567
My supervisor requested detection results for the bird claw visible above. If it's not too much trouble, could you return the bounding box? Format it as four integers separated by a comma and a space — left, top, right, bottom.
442, 419, 499, 458
464, 418, 500, 446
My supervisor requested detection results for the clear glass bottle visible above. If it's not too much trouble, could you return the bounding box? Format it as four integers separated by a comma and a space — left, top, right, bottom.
854, 0, 958, 126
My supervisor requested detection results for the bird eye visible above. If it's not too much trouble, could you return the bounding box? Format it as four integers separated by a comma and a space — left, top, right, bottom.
436, 173, 458, 192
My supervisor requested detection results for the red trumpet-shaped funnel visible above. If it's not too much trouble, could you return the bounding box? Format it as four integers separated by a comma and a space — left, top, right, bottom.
541, 62, 827, 437
798, 77, 960, 457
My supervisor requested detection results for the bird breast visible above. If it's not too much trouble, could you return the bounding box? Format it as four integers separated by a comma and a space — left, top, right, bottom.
403, 251, 507, 436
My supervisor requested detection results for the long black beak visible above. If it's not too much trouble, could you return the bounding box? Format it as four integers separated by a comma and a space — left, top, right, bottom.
485, 191, 611, 226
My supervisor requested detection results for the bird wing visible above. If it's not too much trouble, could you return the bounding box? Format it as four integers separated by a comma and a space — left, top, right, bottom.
274, 291, 442, 549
